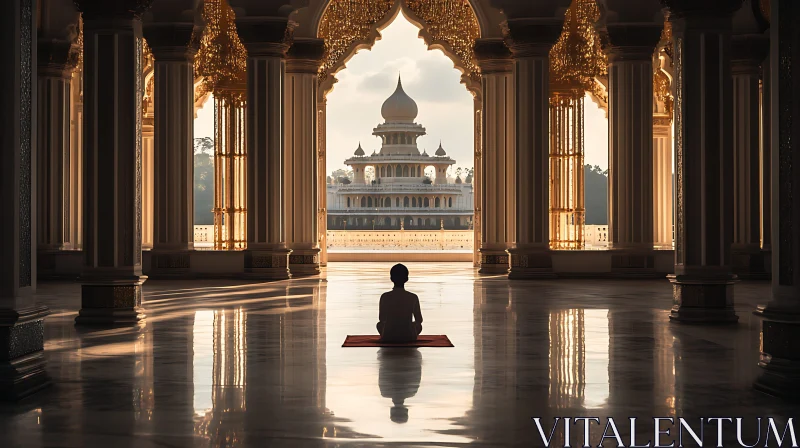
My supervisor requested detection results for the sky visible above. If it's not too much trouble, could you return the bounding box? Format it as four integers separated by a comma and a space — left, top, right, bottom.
194, 12, 610, 174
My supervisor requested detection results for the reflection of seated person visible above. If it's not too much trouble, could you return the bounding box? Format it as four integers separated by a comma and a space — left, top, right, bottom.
378, 348, 422, 423
376, 264, 423, 342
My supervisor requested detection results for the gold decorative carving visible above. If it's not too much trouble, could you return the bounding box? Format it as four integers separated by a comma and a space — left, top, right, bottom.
548, 0, 603, 250
195, 0, 248, 102
654, 69, 673, 117
317, 0, 481, 91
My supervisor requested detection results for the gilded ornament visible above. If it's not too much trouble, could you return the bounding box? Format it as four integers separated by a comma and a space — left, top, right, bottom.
195, 0, 248, 102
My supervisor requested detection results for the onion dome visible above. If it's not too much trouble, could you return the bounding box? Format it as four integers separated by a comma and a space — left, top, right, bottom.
435, 141, 446, 156
354, 142, 365, 156
380, 75, 418, 123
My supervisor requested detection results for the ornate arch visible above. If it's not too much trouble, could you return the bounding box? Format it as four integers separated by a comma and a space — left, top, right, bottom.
316, 0, 482, 98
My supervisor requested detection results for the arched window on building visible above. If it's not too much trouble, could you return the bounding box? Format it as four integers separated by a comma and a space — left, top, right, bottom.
403, 166, 408, 177
448, 197, 452, 208
367, 197, 373, 207
404, 197, 409, 207
412, 197, 416, 207
360, 197, 366, 207
395, 197, 400, 207
435, 197, 440, 208
347, 197, 351, 208
418, 197, 423, 207
380, 166, 385, 177
417, 218, 422, 227
424, 198, 429, 207
396, 166, 402, 177
384, 197, 391, 207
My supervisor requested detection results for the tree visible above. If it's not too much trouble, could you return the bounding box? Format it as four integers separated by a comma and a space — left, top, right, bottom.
465, 167, 474, 183
422, 176, 432, 185
194, 137, 215, 225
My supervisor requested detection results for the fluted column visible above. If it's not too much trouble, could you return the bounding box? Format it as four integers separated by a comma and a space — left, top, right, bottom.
0, 0, 50, 400
285, 39, 324, 277
473, 97, 482, 267
67, 67, 83, 250
505, 19, 562, 279
75, 2, 151, 325
144, 22, 197, 274
760, 50, 771, 255
37, 41, 73, 255
754, 0, 800, 399
237, 17, 291, 279
653, 117, 673, 249
142, 124, 154, 250
665, 2, 740, 324
474, 39, 514, 275
317, 98, 328, 266
731, 33, 769, 279
606, 24, 662, 273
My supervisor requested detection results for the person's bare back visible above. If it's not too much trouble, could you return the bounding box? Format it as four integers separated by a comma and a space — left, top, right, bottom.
377, 264, 423, 342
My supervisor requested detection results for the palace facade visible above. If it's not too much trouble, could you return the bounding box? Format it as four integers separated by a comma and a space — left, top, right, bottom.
326, 77, 474, 231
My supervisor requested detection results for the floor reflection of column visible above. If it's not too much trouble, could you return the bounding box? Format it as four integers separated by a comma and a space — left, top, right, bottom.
549, 309, 585, 409
153, 314, 193, 440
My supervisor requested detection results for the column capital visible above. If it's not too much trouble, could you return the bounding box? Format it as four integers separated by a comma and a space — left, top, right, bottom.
473, 38, 513, 74
604, 23, 664, 62
731, 33, 768, 71
286, 38, 325, 74
502, 17, 563, 58
74, 0, 153, 20
234, 16, 292, 58
38, 39, 73, 79
142, 22, 198, 62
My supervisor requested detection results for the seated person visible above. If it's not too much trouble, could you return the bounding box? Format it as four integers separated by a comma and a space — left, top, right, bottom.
377, 264, 423, 342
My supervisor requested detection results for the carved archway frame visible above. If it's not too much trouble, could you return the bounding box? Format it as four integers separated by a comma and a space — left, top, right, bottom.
309, 0, 487, 265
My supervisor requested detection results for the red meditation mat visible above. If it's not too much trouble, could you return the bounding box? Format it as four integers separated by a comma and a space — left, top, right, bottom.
342, 335, 454, 347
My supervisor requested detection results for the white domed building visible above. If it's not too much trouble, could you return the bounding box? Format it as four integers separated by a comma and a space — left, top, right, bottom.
327, 76, 474, 231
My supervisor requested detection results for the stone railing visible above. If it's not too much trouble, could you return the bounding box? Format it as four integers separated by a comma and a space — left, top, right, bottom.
326, 229, 473, 250
584, 225, 608, 249
331, 184, 466, 193
327, 207, 473, 214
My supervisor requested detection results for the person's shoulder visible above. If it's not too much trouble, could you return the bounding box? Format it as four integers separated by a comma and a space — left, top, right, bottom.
407, 291, 420, 300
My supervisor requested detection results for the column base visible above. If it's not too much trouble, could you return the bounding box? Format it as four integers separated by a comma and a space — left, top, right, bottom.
752, 306, 800, 399
731, 247, 770, 280
76, 277, 147, 326
668, 273, 739, 324
288, 249, 321, 277
149, 251, 191, 278
609, 250, 658, 278
244, 248, 292, 280
0, 305, 50, 400
507, 248, 555, 279
478, 249, 509, 275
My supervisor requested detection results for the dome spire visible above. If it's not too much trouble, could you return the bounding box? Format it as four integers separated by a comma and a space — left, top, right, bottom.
354, 142, 365, 156
381, 73, 418, 123
435, 140, 446, 156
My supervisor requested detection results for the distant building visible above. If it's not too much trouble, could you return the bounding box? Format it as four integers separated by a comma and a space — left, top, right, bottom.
327, 76, 473, 230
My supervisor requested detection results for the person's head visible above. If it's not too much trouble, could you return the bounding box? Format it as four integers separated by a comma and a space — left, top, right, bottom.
390, 263, 409, 287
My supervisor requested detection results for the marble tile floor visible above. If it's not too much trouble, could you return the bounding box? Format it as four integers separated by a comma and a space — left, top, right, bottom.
0, 262, 798, 447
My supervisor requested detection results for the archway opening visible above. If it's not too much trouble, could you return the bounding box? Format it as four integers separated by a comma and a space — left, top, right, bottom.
323, 10, 476, 255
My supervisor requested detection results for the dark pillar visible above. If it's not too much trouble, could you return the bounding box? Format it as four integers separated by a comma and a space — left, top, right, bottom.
754, 0, 800, 400
0, 0, 50, 400
664, 0, 742, 324
74, 1, 153, 325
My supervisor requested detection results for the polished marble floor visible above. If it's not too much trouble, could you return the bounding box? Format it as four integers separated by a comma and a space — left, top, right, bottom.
0, 263, 798, 447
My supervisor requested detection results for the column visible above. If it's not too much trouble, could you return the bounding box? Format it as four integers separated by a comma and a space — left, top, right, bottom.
474, 39, 514, 275
505, 19, 562, 279
754, 0, 800, 399
653, 116, 673, 249
36, 40, 74, 280
760, 49, 771, 258
665, 1, 741, 324
0, 0, 50, 399
144, 22, 197, 275
237, 17, 291, 279
473, 98, 481, 267
67, 64, 83, 250
75, 1, 151, 325
731, 31, 769, 279
142, 123, 154, 250
606, 23, 663, 275
285, 39, 324, 277
317, 98, 328, 266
